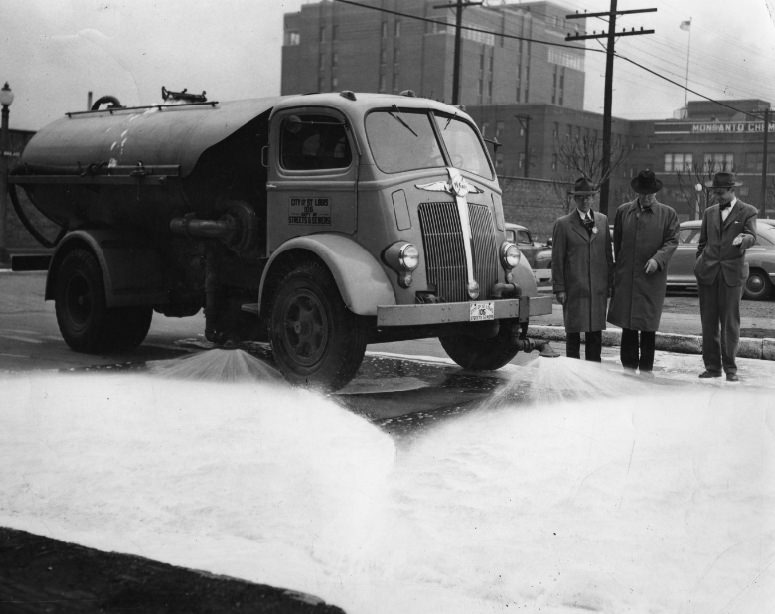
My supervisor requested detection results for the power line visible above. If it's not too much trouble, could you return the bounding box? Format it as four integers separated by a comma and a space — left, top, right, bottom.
329, 0, 771, 121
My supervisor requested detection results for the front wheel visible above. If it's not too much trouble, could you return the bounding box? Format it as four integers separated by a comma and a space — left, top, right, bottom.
269, 261, 368, 391
440, 320, 520, 370
743, 268, 773, 300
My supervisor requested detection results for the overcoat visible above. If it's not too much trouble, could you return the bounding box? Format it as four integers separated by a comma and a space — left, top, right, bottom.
551, 210, 613, 333
694, 200, 758, 286
607, 199, 679, 331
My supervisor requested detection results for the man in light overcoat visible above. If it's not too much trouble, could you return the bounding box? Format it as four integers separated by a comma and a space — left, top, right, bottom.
694, 171, 758, 382
551, 177, 614, 361
607, 169, 679, 372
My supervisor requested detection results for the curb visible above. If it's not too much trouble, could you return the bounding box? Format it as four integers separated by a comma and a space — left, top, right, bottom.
530, 325, 775, 361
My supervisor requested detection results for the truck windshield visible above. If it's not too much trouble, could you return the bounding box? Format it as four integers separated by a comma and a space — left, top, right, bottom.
365, 108, 492, 179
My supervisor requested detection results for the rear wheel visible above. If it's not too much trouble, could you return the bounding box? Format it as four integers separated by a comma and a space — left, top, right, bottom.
54, 249, 151, 352
743, 268, 772, 300
440, 320, 520, 370
269, 261, 368, 391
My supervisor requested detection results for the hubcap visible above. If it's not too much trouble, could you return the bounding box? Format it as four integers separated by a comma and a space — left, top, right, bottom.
66, 274, 93, 325
281, 290, 328, 367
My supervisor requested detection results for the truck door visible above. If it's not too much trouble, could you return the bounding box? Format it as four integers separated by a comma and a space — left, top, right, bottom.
266, 107, 357, 250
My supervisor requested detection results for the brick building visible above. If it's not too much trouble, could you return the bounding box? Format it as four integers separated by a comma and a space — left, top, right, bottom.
281, 0, 586, 109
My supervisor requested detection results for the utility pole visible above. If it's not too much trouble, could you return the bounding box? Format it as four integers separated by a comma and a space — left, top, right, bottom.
434, 0, 482, 105
762, 106, 770, 218
566, 4, 656, 216
515, 114, 531, 178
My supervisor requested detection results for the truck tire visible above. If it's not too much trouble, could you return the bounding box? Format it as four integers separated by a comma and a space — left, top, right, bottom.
269, 261, 367, 391
54, 249, 151, 352
440, 321, 519, 370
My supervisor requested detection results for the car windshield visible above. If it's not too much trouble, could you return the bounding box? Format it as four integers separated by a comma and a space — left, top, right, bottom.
679, 227, 701, 244
757, 223, 775, 246
365, 108, 493, 178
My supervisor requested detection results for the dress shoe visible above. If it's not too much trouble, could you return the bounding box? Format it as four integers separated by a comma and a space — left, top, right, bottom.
698, 370, 721, 379
726, 373, 739, 382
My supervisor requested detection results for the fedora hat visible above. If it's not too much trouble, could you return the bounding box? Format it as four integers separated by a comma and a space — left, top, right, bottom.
568, 176, 599, 195
630, 169, 663, 194
705, 171, 743, 189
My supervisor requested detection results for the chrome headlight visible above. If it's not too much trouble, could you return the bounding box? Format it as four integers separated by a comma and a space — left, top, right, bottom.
500, 242, 522, 269
384, 241, 419, 272
384, 241, 420, 289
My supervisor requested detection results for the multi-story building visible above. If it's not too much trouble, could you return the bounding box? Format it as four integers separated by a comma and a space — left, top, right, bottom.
281, 0, 586, 109
628, 99, 774, 218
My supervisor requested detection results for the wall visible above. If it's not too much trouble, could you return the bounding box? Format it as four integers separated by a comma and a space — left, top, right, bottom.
500, 175, 571, 242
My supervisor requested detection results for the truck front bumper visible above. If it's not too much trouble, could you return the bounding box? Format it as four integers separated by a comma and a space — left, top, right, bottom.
377, 294, 553, 327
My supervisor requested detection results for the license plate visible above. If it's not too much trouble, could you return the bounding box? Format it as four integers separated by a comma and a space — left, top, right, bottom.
469, 301, 494, 321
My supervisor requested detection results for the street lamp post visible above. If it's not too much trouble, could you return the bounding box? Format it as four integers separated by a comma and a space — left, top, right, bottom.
0, 82, 14, 264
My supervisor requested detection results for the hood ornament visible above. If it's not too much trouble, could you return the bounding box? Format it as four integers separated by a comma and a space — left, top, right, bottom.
416, 168, 483, 198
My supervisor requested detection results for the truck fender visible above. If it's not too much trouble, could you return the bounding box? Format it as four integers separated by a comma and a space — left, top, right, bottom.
45, 230, 167, 307
512, 255, 539, 296
259, 234, 395, 317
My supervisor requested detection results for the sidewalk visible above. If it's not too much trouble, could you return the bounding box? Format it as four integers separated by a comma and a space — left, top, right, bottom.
529, 292, 775, 361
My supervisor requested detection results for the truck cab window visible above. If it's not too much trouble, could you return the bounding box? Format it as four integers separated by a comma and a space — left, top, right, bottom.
280, 114, 351, 170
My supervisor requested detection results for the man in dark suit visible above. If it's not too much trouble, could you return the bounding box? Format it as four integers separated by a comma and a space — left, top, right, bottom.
694, 172, 758, 382
551, 177, 614, 361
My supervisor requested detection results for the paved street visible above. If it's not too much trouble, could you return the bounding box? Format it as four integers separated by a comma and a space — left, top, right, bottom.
3, 270, 775, 431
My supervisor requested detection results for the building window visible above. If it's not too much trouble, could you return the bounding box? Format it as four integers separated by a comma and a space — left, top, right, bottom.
496, 121, 505, 138
703, 152, 734, 172
518, 152, 525, 169
495, 152, 503, 168
552, 122, 559, 137
319, 26, 326, 43
286, 31, 300, 46
551, 154, 557, 170
382, 21, 388, 38
746, 152, 763, 172
394, 20, 401, 37
664, 153, 693, 172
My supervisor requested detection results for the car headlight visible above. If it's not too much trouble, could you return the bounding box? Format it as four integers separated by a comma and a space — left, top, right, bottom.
500, 242, 521, 269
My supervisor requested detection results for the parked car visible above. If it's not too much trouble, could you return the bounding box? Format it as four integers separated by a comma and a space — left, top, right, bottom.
505, 222, 552, 284
666, 219, 775, 300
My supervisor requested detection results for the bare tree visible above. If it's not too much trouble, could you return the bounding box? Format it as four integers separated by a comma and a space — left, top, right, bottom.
551, 132, 629, 212
675, 163, 722, 220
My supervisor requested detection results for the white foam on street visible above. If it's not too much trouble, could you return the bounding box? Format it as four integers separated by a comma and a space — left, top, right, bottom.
1, 352, 773, 613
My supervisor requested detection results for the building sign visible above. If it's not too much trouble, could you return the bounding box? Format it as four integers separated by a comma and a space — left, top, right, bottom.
655, 121, 775, 135
288, 197, 332, 225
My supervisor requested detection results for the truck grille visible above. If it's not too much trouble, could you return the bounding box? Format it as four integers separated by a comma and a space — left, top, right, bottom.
418, 201, 499, 301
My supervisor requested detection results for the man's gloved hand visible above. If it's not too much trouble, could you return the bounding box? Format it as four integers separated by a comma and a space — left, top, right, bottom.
644, 258, 659, 274
555, 291, 566, 305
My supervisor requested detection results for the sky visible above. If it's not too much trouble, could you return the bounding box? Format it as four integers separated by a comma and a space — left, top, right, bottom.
1, 353, 773, 612
2, 0, 775, 130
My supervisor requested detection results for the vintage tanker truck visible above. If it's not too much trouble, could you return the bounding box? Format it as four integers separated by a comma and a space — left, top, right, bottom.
9, 90, 553, 390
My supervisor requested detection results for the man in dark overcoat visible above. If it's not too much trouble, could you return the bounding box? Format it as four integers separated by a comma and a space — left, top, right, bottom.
607, 169, 679, 372
551, 177, 614, 361
694, 172, 758, 382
